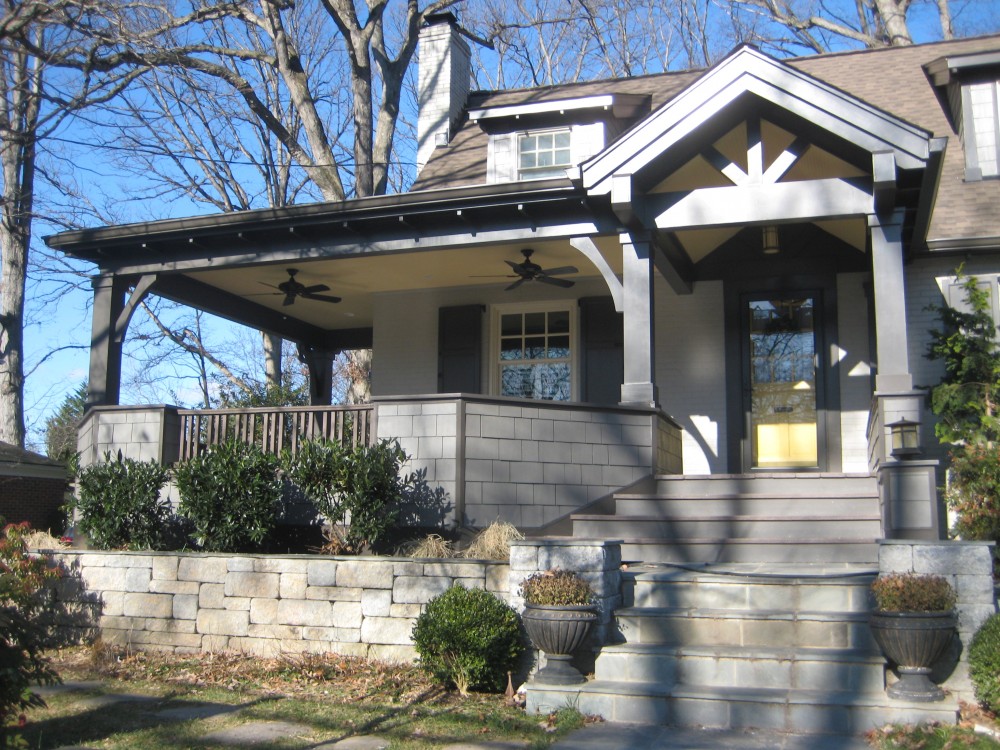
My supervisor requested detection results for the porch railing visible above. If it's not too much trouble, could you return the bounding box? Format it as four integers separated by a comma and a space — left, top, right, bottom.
177, 404, 375, 461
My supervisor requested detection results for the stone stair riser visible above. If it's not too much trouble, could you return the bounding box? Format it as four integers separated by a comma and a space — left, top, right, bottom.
613, 496, 879, 517
574, 517, 881, 539
627, 579, 873, 611
620, 541, 878, 564
651, 476, 878, 498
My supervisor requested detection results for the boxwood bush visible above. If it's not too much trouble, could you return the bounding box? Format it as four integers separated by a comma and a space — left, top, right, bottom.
175, 440, 282, 552
969, 612, 1000, 713
70, 451, 169, 550
412, 585, 523, 695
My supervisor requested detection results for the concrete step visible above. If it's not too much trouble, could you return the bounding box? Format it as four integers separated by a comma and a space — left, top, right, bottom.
623, 564, 876, 611
613, 493, 879, 518
620, 538, 879, 565
651, 474, 878, 498
527, 681, 959, 734
594, 643, 885, 692
614, 606, 878, 651
572, 515, 881, 540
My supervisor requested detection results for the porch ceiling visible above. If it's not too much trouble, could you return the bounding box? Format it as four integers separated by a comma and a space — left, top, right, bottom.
179, 236, 624, 330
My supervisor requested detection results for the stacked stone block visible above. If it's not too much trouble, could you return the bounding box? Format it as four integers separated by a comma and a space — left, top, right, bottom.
52, 551, 509, 661
76, 405, 181, 468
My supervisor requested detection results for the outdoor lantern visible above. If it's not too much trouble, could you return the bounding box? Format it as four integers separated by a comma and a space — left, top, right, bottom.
762, 226, 780, 255
888, 417, 921, 458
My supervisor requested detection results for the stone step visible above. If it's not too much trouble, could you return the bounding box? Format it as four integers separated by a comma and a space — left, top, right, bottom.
613, 493, 879, 518
594, 643, 885, 693
614, 606, 878, 650
624, 564, 876, 612
651, 474, 878, 498
619, 538, 879, 565
526, 681, 959, 734
572, 515, 882, 540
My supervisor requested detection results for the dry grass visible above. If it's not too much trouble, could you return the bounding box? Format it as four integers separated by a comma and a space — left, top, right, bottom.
24, 528, 71, 550
462, 520, 523, 560
398, 533, 455, 559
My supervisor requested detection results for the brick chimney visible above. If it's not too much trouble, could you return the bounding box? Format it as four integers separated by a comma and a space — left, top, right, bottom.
417, 13, 471, 176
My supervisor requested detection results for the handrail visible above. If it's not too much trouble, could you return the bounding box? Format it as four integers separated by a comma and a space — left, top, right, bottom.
178, 404, 375, 461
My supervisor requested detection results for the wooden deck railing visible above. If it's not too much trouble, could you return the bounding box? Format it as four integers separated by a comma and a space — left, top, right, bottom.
178, 405, 375, 461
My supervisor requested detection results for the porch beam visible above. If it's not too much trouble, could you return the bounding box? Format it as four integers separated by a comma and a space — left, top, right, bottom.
870, 209, 912, 392
151, 274, 330, 349
569, 236, 624, 311
620, 233, 659, 407
651, 177, 874, 230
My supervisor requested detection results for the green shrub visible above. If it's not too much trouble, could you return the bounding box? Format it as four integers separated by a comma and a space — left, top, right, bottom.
969, 613, 1000, 714
411, 585, 523, 695
870, 573, 956, 612
947, 446, 1000, 558
70, 452, 169, 550
0, 522, 61, 746
286, 438, 409, 554
175, 440, 282, 552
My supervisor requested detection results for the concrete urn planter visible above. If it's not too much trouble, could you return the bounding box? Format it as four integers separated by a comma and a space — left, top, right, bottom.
523, 603, 597, 685
869, 610, 957, 702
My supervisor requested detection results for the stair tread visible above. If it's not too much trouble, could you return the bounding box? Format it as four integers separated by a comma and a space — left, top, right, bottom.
653, 473, 875, 480
615, 606, 870, 621
626, 563, 876, 581
616, 492, 879, 500
573, 513, 881, 521
572, 680, 958, 712
600, 643, 881, 661
605, 536, 879, 544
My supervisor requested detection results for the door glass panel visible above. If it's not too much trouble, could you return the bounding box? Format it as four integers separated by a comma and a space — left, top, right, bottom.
749, 298, 818, 468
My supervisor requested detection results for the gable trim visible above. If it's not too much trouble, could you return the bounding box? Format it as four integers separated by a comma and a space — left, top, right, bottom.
582, 46, 933, 195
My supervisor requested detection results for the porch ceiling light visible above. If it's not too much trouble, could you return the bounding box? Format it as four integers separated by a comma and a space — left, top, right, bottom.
888, 417, 921, 459
762, 226, 780, 255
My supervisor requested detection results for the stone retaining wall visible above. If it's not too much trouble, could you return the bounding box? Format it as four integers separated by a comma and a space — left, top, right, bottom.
52, 550, 509, 662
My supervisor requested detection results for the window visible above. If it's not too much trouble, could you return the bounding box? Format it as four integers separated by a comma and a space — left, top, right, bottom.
518, 130, 572, 180
967, 80, 1000, 178
494, 305, 574, 400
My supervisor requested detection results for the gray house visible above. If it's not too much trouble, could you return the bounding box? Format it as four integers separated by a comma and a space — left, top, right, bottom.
46, 25, 1000, 733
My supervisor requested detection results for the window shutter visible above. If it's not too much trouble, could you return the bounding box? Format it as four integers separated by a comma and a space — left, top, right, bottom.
438, 305, 483, 394
579, 296, 623, 404
488, 134, 515, 183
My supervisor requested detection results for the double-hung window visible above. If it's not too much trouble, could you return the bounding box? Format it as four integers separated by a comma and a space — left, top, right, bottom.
518, 130, 572, 180
494, 304, 575, 400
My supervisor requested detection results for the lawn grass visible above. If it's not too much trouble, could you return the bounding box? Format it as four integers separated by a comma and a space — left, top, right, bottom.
15, 645, 587, 749
867, 722, 1000, 750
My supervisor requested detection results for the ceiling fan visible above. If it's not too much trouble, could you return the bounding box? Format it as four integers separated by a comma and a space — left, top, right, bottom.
258, 268, 341, 306
474, 249, 578, 291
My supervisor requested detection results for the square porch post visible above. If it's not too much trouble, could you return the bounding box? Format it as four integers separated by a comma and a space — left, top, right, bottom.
870, 209, 913, 393
86, 274, 128, 408
619, 232, 659, 407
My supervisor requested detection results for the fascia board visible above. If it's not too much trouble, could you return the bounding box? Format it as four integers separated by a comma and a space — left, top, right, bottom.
582, 47, 931, 193
468, 93, 646, 121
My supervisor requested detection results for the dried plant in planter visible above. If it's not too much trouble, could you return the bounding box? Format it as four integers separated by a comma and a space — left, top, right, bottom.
520, 569, 595, 606
871, 573, 957, 612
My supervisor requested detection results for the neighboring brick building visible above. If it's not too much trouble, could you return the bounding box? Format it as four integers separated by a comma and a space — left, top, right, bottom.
0, 442, 68, 532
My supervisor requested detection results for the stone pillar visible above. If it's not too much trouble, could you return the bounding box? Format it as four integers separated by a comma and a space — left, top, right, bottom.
86, 275, 129, 408
620, 233, 658, 407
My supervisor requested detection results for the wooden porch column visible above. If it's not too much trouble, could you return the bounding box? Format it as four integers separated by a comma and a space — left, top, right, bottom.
620, 232, 659, 407
299, 346, 335, 405
86, 274, 129, 408
870, 210, 913, 392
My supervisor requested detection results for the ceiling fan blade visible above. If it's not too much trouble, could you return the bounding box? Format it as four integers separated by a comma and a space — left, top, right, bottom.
301, 292, 342, 304
470, 274, 517, 278
541, 266, 578, 277
258, 281, 282, 291
537, 275, 575, 288
505, 278, 526, 291
282, 294, 296, 306
303, 283, 330, 294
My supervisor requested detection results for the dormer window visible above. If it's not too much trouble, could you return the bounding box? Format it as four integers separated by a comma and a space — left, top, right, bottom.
518, 130, 572, 180
925, 52, 1000, 182
968, 80, 1000, 178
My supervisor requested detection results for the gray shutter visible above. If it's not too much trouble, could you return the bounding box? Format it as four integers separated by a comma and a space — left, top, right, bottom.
579, 296, 623, 404
438, 305, 483, 394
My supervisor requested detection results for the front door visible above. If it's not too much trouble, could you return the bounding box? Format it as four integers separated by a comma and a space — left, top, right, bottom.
744, 295, 823, 469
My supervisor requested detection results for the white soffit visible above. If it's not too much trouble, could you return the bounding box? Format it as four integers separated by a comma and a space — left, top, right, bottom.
581, 46, 932, 194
